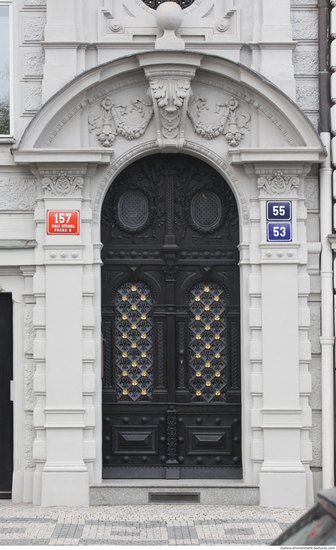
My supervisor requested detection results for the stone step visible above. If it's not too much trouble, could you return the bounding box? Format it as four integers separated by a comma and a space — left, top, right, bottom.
90, 480, 259, 506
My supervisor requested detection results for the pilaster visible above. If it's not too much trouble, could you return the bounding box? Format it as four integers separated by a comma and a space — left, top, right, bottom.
247, 164, 313, 507
30, 166, 97, 506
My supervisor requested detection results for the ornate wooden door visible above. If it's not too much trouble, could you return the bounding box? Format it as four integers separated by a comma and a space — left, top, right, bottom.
101, 154, 241, 479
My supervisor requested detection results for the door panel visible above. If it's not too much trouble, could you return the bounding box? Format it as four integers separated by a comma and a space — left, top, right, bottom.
102, 154, 241, 479
0, 294, 13, 497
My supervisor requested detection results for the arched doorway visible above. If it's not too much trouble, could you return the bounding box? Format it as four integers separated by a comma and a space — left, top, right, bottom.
101, 154, 241, 479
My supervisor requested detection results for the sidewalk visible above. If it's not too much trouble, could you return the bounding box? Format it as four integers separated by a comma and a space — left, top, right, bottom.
0, 501, 306, 546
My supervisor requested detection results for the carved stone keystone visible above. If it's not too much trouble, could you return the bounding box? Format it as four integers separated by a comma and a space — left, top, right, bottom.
146, 70, 195, 149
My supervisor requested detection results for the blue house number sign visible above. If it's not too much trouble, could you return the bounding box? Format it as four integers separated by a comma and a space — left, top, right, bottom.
267, 201, 292, 242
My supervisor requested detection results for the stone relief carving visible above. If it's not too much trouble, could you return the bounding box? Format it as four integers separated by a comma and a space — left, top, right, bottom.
291, 11, 318, 40
187, 95, 250, 147
257, 170, 300, 195
42, 171, 84, 196
25, 363, 36, 412
24, 16, 46, 41
304, 178, 319, 210
193, 76, 297, 146
149, 78, 190, 142
24, 309, 34, 355
24, 86, 42, 111
0, 178, 37, 210
89, 95, 154, 147
45, 76, 147, 146
25, 417, 36, 469
24, 51, 45, 77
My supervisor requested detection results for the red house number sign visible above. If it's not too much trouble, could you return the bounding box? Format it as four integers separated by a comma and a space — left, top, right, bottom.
47, 210, 80, 235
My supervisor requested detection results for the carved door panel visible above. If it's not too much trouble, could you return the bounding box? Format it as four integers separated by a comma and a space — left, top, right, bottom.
0, 294, 13, 497
101, 154, 241, 479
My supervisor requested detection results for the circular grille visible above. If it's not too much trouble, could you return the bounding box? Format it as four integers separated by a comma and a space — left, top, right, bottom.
118, 191, 149, 231
141, 0, 196, 9
191, 191, 221, 230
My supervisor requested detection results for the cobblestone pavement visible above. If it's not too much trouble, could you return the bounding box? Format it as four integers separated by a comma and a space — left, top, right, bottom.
0, 501, 306, 546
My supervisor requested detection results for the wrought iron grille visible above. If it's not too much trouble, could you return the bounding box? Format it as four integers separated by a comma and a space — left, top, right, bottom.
141, 0, 196, 9
115, 282, 154, 401
189, 282, 227, 402
191, 191, 221, 230
118, 190, 149, 231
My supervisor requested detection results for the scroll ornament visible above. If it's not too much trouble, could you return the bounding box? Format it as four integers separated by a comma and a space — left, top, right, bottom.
187, 96, 250, 147
42, 171, 84, 196
89, 95, 154, 147
257, 171, 300, 195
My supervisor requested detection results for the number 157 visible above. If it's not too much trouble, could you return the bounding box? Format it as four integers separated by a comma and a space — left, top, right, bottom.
54, 213, 71, 224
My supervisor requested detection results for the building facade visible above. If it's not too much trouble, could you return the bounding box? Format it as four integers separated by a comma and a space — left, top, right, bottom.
0, 0, 333, 508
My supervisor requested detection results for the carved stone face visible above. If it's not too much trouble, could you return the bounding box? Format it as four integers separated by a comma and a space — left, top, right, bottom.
141, 0, 195, 9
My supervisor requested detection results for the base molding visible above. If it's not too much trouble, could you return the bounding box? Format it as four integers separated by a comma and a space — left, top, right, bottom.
260, 472, 306, 507
90, 480, 259, 506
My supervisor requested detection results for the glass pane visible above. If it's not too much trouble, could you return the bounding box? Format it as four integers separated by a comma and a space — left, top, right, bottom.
0, 6, 9, 135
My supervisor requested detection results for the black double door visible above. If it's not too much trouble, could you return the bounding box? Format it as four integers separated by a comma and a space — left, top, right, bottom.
101, 154, 241, 479
0, 294, 13, 497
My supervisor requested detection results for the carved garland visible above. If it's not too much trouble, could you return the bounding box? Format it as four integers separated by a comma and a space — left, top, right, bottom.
187, 95, 250, 147
193, 76, 297, 146
89, 95, 154, 148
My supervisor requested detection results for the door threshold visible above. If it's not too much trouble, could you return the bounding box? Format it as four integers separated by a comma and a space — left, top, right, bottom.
89, 480, 259, 505
92, 479, 254, 488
